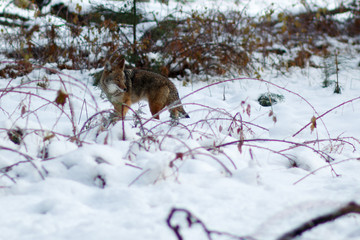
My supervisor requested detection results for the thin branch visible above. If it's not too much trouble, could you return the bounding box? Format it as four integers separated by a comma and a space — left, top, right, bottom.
277, 202, 360, 240
293, 96, 360, 137
166, 208, 255, 240
0, 146, 45, 180
293, 158, 360, 185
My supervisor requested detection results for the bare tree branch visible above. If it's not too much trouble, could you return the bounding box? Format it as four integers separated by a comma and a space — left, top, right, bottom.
277, 202, 360, 240
166, 207, 255, 240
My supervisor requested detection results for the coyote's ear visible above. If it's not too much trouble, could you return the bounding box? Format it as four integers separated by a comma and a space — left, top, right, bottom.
118, 59, 125, 71
105, 61, 112, 71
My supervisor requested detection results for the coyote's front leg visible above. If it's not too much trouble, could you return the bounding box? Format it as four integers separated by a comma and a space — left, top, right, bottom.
114, 97, 132, 119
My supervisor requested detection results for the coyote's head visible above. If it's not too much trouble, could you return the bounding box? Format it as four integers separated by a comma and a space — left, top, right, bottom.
100, 58, 127, 100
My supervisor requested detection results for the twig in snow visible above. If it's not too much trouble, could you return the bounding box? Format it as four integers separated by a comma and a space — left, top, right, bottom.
292, 96, 360, 138
277, 202, 360, 240
128, 168, 150, 187
0, 146, 45, 180
166, 207, 256, 240
293, 157, 360, 185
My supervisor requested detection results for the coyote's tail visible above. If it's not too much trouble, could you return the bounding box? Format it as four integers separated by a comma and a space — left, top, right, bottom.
168, 83, 189, 119
170, 102, 189, 119
178, 106, 190, 118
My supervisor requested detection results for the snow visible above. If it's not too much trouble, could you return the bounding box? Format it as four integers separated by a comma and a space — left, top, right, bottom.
1, 0, 360, 239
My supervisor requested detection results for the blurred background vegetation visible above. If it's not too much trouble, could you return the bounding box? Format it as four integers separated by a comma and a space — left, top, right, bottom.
1, 0, 359, 85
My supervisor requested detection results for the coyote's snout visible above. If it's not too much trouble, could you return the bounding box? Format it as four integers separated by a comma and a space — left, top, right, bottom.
99, 58, 189, 120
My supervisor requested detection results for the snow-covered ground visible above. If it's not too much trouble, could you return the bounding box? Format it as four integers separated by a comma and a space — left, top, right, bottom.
0, 0, 360, 239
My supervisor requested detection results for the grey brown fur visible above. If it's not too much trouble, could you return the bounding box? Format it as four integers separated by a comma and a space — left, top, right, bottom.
99, 58, 189, 120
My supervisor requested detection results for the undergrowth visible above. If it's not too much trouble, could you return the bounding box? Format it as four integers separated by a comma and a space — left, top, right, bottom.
0, 1, 359, 79
0, 60, 359, 240
0, 62, 359, 187
0, 0, 359, 186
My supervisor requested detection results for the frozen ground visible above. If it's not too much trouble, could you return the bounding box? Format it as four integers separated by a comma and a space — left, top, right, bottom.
0, 0, 360, 240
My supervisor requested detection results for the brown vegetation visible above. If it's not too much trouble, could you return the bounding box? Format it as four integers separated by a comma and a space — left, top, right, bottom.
0, 1, 358, 79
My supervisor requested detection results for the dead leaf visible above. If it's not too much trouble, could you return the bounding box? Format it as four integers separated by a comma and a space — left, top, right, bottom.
55, 89, 69, 106
21, 104, 26, 117
43, 133, 55, 142
310, 116, 317, 132
238, 129, 245, 153
246, 104, 251, 117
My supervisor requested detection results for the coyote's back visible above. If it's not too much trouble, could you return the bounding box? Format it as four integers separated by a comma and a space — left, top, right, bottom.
99, 58, 189, 120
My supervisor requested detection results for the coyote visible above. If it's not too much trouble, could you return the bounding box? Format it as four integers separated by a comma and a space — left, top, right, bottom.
99, 58, 189, 120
